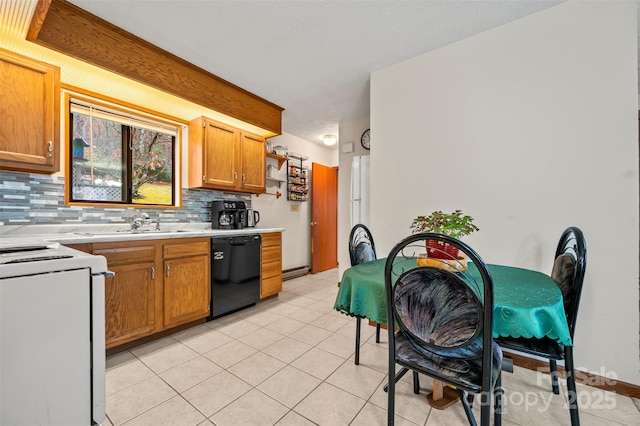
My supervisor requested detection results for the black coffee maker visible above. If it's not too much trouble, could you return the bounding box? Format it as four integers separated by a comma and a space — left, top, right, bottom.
234, 201, 246, 229
211, 200, 247, 229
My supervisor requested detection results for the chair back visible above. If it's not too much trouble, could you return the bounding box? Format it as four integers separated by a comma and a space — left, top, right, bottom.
385, 232, 495, 392
552, 227, 587, 340
349, 224, 377, 266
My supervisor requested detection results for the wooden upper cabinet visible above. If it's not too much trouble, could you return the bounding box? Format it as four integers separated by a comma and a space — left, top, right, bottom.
203, 119, 238, 189
0, 49, 60, 173
240, 131, 266, 192
189, 116, 266, 194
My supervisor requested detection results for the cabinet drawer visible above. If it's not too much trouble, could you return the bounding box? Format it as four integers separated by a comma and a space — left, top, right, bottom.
163, 238, 209, 258
261, 275, 282, 298
262, 259, 282, 279
261, 232, 281, 247
93, 242, 157, 265
262, 244, 281, 263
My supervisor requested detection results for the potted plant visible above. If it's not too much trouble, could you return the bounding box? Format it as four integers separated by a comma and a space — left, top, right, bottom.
410, 210, 479, 259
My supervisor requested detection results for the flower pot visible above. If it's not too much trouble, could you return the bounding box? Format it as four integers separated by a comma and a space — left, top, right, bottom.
426, 240, 459, 259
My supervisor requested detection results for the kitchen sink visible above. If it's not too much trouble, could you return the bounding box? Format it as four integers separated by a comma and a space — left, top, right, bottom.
74, 229, 199, 237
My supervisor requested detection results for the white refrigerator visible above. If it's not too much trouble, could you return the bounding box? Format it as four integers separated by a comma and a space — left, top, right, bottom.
350, 155, 370, 228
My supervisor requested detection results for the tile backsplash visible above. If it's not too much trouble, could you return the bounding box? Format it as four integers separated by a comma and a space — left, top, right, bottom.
0, 171, 248, 225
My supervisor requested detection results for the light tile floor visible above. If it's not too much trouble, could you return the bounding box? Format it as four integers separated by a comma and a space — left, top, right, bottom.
104, 268, 640, 426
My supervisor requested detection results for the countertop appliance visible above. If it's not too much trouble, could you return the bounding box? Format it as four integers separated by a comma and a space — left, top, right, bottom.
208, 234, 260, 319
0, 240, 110, 425
211, 200, 247, 229
245, 209, 260, 228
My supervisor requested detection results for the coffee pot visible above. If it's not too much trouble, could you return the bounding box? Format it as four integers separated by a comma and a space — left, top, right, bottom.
246, 209, 260, 227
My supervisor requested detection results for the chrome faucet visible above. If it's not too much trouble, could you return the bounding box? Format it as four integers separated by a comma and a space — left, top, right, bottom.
129, 211, 160, 231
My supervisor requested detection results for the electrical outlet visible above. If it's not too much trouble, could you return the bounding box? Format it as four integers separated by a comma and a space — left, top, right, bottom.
290, 204, 299, 212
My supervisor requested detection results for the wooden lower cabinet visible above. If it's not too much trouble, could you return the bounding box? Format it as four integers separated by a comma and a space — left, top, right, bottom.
88, 237, 210, 349
261, 232, 282, 299
104, 261, 156, 347
163, 240, 210, 328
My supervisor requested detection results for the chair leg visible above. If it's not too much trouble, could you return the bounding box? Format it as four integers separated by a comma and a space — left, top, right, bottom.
480, 390, 491, 426
376, 322, 381, 343
388, 365, 396, 425
355, 317, 361, 365
384, 367, 410, 392
564, 347, 581, 426
458, 389, 477, 426
413, 371, 420, 394
494, 371, 503, 426
549, 359, 560, 395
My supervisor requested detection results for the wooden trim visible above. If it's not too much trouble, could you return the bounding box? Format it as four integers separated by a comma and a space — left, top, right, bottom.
26, 0, 52, 41
28, 0, 283, 135
502, 350, 640, 399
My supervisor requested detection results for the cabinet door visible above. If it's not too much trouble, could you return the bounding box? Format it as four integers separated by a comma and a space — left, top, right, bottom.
240, 132, 266, 192
104, 262, 156, 349
203, 119, 238, 189
261, 232, 282, 299
0, 49, 60, 173
163, 254, 210, 327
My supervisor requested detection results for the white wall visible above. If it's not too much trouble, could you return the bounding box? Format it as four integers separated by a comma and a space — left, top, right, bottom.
338, 117, 371, 277
370, 1, 639, 384
251, 132, 337, 270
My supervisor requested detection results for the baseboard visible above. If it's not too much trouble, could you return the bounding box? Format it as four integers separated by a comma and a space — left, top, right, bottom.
503, 350, 640, 399
282, 265, 309, 281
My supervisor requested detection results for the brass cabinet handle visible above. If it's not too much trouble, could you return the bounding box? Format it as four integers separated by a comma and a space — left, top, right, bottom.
166, 264, 171, 277
151, 265, 155, 279
47, 141, 53, 157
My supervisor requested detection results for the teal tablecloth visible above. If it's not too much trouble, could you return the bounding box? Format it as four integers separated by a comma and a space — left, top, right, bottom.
334, 258, 572, 346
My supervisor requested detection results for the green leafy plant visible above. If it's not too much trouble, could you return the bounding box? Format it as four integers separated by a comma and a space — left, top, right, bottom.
410, 209, 479, 239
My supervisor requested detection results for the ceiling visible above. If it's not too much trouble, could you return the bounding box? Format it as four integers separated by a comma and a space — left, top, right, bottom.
60, 1, 575, 147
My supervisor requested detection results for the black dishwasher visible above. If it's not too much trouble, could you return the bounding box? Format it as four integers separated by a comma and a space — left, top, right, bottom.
207, 234, 261, 320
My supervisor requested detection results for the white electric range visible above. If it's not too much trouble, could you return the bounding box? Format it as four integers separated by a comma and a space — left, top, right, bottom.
0, 239, 109, 425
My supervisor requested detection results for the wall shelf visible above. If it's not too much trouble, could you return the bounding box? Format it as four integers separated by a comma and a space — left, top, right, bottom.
266, 152, 288, 170
266, 177, 286, 188
287, 154, 308, 202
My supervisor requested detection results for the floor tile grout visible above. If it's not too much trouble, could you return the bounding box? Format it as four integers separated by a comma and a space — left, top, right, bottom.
104, 269, 639, 426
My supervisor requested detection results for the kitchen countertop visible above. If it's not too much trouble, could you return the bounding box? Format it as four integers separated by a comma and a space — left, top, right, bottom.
0, 223, 285, 245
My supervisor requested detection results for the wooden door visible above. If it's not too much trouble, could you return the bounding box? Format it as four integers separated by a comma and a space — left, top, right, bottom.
92, 241, 158, 348
311, 162, 338, 273
0, 49, 60, 173
240, 132, 266, 192
163, 255, 210, 327
103, 262, 155, 348
203, 119, 238, 189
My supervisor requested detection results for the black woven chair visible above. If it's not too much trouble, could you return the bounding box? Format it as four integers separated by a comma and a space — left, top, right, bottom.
385, 233, 503, 426
496, 227, 586, 426
348, 224, 381, 365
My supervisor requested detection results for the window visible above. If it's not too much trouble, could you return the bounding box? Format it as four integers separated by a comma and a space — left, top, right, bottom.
67, 94, 181, 206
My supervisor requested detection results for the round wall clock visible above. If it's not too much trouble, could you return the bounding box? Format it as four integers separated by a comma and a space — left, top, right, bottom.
360, 129, 370, 150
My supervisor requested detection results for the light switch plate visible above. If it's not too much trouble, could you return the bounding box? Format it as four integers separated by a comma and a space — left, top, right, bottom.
290, 204, 299, 212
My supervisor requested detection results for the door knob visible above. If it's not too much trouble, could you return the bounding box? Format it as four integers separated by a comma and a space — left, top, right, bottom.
310, 221, 318, 226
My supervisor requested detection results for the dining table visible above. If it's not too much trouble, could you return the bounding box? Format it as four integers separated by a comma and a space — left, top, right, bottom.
333, 257, 572, 408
